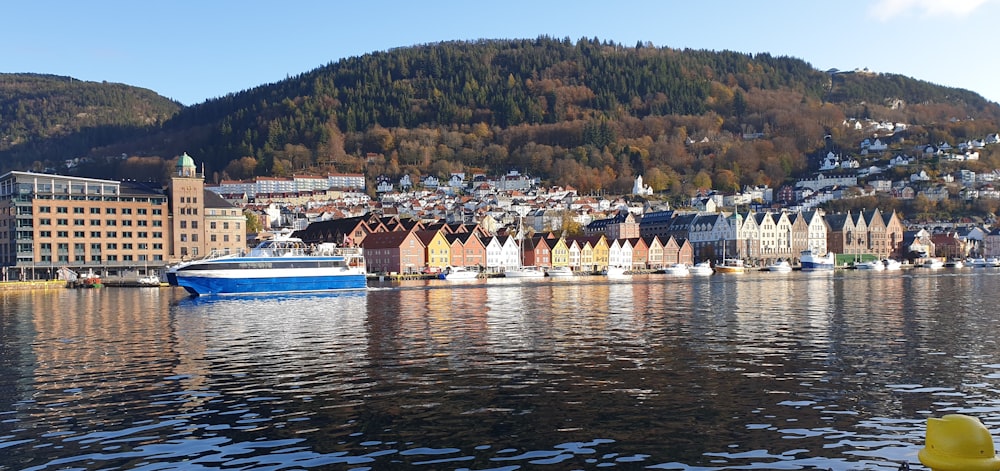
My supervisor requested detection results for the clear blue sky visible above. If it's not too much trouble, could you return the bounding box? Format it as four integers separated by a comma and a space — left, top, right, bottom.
6, 0, 999, 106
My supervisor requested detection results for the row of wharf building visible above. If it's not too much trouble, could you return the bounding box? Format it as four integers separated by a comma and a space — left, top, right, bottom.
291, 207, 926, 274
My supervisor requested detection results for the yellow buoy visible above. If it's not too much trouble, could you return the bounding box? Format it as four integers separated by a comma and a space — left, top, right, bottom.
919, 414, 1000, 471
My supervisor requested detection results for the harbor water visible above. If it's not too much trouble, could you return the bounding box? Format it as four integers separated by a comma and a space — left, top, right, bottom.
2, 269, 1000, 470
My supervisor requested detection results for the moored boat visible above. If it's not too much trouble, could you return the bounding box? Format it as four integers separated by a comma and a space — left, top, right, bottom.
438, 266, 479, 280
923, 258, 944, 269
855, 260, 885, 270
546, 266, 574, 277
664, 263, 690, 276
504, 266, 547, 278
714, 259, 745, 274
173, 237, 366, 296
944, 259, 964, 268
800, 248, 835, 271
689, 261, 714, 275
765, 259, 793, 272
883, 259, 902, 270
604, 266, 628, 277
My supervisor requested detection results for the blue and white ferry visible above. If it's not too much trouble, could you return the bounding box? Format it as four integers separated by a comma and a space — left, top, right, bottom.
172, 237, 366, 296
800, 248, 835, 271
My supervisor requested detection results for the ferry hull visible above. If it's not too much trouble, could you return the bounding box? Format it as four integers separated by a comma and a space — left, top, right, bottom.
177, 270, 366, 296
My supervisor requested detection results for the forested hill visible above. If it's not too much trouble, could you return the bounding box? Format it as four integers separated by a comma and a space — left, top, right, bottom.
5, 37, 1000, 196
0, 74, 181, 172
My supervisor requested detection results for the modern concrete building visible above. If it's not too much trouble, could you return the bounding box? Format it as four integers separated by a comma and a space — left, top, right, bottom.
0, 152, 244, 281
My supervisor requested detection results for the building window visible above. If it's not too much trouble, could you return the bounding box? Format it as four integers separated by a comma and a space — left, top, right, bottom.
90, 219, 101, 226
57, 231, 68, 238
191, 221, 198, 229
74, 219, 84, 225
210, 235, 217, 242
180, 221, 187, 229
90, 208, 100, 214
106, 232, 117, 238
57, 207, 68, 214
210, 222, 217, 229
57, 219, 68, 225
106, 243, 117, 250
105, 208, 116, 214
39, 206, 51, 213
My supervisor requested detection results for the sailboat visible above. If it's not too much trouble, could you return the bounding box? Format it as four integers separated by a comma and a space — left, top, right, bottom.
505, 216, 546, 279
714, 235, 744, 274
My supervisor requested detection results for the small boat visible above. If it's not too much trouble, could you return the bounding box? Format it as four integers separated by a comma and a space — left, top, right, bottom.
883, 259, 902, 270
604, 266, 628, 277
137, 275, 162, 286
504, 266, 547, 278
989, 257, 1000, 267
546, 266, 574, 277
969, 258, 990, 268
173, 236, 366, 296
438, 266, 479, 280
800, 248, 835, 271
689, 261, 714, 275
944, 259, 964, 268
664, 263, 690, 276
714, 259, 745, 274
855, 260, 885, 270
764, 260, 793, 272
923, 259, 944, 269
